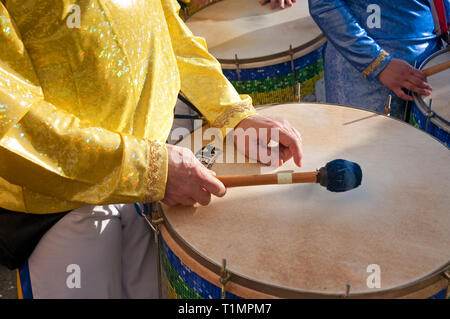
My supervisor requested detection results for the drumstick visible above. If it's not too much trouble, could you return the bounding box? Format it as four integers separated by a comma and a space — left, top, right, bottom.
218, 159, 362, 192
422, 60, 450, 76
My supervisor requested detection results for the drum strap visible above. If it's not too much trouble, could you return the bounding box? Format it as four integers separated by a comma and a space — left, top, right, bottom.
430, 0, 449, 43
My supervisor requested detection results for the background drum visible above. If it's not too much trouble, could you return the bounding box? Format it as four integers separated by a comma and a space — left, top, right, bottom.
411, 48, 449, 147
148, 103, 450, 299
184, 0, 326, 105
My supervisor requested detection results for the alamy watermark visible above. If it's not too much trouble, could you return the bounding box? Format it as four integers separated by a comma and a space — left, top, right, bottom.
64, 262, 381, 291
367, 4, 381, 29
66, 264, 81, 289
66, 4, 81, 29
367, 264, 381, 289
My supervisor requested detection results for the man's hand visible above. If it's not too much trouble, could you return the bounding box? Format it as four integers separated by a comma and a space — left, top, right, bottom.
234, 115, 303, 167
378, 58, 432, 101
163, 144, 226, 206
260, 0, 296, 10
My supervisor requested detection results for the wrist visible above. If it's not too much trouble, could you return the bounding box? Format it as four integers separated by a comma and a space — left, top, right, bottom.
363, 50, 392, 80
210, 95, 258, 139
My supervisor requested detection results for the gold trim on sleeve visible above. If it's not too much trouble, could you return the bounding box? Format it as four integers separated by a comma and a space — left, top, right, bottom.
362, 50, 390, 79
211, 101, 255, 129
144, 141, 167, 203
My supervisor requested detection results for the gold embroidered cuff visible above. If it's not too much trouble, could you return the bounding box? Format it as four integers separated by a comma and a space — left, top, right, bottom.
144, 141, 168, 203
211, 95, 258, 138
362, 50, 390, 79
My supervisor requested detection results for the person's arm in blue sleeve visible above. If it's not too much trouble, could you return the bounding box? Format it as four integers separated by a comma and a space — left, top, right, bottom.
308, 0, 392, 80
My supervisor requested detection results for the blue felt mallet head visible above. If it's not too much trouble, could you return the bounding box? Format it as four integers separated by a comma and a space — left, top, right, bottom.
317, 159, 362, 192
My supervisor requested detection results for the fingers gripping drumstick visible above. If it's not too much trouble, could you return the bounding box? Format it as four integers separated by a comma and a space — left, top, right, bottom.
218, 159, 362, 193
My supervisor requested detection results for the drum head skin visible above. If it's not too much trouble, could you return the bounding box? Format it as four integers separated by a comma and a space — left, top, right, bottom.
185, 0, 322, 60
163, 104, 450, 296
423, 50, 450, 121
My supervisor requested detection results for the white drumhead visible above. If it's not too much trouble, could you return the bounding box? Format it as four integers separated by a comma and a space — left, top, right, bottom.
185, 0, 322, 60
163, 103, 450, 295
423, 50, 450, 122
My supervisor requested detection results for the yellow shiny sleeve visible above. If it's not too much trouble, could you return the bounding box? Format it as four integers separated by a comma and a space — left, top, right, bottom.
0, 4, 167, 212
162, 0, 258, 138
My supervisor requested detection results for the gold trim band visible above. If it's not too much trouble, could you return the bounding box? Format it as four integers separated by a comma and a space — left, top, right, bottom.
211, 101, 255, 129
362, 50, 390, 79
144, 141, 167, 203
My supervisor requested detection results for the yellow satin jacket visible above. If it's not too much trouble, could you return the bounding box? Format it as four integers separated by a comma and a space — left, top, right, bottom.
0, 0, 256, 214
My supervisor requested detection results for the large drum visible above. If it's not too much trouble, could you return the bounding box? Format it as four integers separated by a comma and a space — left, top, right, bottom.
149, 103, 450, 299
412, 48, 449, 147
184, 0, 326, 105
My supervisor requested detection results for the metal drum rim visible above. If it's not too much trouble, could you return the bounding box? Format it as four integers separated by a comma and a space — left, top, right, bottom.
161, 102, 450, 298
412, 47, 450, 129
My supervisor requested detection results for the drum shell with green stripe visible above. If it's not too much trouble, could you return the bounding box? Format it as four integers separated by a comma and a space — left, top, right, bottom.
220, 42, 326, 106
160, 235, 241, 299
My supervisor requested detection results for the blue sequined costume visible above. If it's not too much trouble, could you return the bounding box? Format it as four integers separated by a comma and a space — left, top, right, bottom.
309, 0, 449, 119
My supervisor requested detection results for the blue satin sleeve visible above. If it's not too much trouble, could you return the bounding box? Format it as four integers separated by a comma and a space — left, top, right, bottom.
308, 0, 392, 80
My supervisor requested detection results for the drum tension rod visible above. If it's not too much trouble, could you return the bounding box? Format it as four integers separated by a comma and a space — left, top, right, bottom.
182, 3, 189, 20
220, 258, 231, 299
144, 211, 164, 238
403, 61, 417, 122
235, 54, 241, 82
144, 202, 165, 299
289, 45, 300, 102
425, 98, 435, 132
443, 270, 450, 299
342, 283, 351, 299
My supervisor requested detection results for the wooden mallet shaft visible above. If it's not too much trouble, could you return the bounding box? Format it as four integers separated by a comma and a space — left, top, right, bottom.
216, 159, 363, 193
218, 171, 319, 187
422, 60, 450, 77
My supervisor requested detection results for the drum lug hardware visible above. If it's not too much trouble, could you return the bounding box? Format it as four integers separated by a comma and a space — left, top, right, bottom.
384, 95, 392, 116
142, 203, 164, 241
295, 83, 301, 103
140, 202, 164, 299
235, 54, 241, 82
151, 217, 164, 227
443, 270, 450, 299
220, 258, 231, 299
